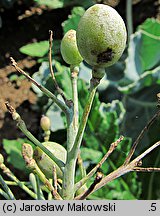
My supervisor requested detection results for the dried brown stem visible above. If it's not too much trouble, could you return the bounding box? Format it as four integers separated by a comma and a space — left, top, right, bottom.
75, 172, 103, 200
99, 135, 124, 167
5, 101, 15, 114
48, 30, 68, 104
124, 110, 160, 165
132, 167, 160, 172
92, 140, 160, 194
74, 136, 124, 192
10, 57, 69, 114
130, 140, 160, 165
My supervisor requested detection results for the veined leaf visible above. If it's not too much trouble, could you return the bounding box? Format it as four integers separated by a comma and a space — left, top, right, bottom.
118, 18, 160, 94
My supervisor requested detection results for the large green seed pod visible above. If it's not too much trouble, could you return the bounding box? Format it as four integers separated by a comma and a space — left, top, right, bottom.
60, 29, 83, 66
76, 4, 127, 68
34, 142, 67, 179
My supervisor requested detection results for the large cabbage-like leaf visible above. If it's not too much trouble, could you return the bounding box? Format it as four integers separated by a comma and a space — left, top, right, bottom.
118, 19, 160, 94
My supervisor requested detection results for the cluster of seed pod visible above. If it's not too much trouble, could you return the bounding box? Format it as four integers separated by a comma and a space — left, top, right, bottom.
61, 4, 127, 71
34, 4, 127, 180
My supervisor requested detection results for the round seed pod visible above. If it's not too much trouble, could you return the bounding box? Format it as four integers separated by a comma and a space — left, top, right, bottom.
76, 4, 127, 68
34, 142, 67, 179
60, 29, 83, 66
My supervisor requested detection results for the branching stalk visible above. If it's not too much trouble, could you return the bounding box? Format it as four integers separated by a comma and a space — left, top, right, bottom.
90, 140, 160, 195
75, 136, 124, 192
0, 163, 37, 199
48, 30, 68, 103
62, 69, 104, 199
5, 102, 65, 171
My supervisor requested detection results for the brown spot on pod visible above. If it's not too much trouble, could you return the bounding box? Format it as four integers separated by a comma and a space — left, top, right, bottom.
97, 48, 114, 63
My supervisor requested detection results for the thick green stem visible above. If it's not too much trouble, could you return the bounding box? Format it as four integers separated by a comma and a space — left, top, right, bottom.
62, 68, 104, 199
70, 84, 97, 158
63, 86, 97, 199
61, 66, 80, 200
71, 65, 79, 131
126, 0, 133, 38
66, 109, 75, 152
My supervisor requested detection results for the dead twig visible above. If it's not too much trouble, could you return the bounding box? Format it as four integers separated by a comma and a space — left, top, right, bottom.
92, 140, 160, 194
10, 57, 69, 114
48, 30, 68, 104
132, 167, 160, 172
74, 136, 124, 192
75, 172, 103, 200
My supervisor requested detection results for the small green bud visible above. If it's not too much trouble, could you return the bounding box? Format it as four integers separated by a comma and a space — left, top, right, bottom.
76, 4, 127, 68
40, 115, 51, 132
0, 154, 4, 165
60, 29, 83, 66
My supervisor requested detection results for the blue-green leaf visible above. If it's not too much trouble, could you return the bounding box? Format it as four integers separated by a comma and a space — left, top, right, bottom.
62, 7, 85, 34
118, 18, 160, 94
